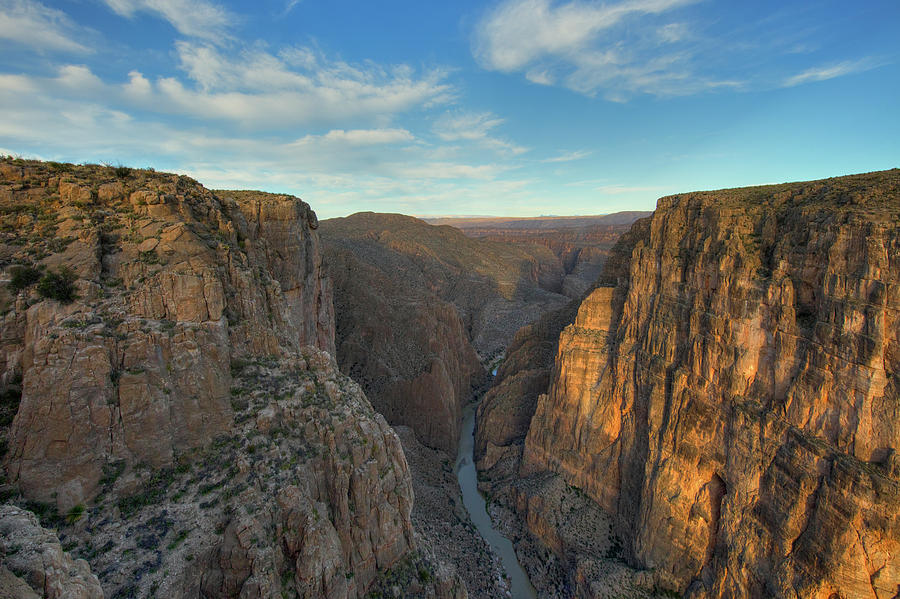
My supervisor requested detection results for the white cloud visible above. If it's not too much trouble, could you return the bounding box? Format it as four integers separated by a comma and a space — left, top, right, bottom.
474, 0, 696, 71
15, 44, 453, 130
657, 22, 688, 43
472, 0, 743, 99
0, 0, 92, 53
102, 0, 233, 41
434, 111, 504, 141
543, 150, 591, 163
302, 128, 414, 146
433, 111, 527, 155
782, 59, 876, 87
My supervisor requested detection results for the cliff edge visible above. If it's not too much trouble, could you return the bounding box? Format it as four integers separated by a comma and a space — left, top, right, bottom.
523, 170, 900, 598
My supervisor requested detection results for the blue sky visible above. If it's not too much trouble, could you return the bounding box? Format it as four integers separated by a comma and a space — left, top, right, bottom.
0, 0, 898, 218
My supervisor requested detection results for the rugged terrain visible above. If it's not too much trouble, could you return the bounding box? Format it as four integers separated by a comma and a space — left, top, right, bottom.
486, 170, 900, 598
320, 212, 571, 451
427, 213, 650, 298
0, 158, 464, 599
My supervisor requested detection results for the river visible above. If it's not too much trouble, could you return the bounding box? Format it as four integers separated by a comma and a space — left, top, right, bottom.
455, 400, 538, 599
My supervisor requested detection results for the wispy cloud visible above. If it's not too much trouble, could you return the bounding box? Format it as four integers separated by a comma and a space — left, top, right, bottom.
543, 150, 591, 162
0, 0, 93, 53
433, 111, 527, 155
474, 0, 696, 71
782, 59, 877, 87
471, 0, 752, 100
102, 0, 234, 41
282, 0, 302, 16
34, 44, 453, 129
471, 0, 883, 100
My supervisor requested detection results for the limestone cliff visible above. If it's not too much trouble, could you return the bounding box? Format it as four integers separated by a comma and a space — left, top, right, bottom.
0, 158, 462, 598
523, 170, 900, 598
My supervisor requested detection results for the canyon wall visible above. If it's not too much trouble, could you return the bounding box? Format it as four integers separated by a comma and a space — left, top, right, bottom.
321, 212, 570, 451
522, 170, 900, 598
0, 159, 462, 598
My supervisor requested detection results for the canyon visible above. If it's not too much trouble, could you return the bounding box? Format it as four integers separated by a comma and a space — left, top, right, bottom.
0, 157, 897, 599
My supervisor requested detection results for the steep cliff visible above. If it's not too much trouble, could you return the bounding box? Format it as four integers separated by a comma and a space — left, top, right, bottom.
325, 244, 482, 452
0, 158, 462, 598
523, 170, 900, 598
321, 212, 570, 451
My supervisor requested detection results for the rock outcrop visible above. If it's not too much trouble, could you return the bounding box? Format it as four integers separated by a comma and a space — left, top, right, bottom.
0, 158, 460, 598
0, 504, 103, 599
522, 170, 900, 598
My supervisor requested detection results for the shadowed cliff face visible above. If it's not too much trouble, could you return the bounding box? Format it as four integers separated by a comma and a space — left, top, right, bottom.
0, 159, 464, 599
321, 212, 571, 451
523, 170, 900, 598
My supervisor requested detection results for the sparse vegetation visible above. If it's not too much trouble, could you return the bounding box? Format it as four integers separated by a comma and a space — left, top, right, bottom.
66, 503, 86, 524
36, 266, 78, 303
7, 264, 42, 291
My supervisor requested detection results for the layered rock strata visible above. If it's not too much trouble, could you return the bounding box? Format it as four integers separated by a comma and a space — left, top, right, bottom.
523, 170, 900, 598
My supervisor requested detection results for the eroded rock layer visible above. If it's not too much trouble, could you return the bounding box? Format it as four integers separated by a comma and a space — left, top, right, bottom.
523, 170, 900, 598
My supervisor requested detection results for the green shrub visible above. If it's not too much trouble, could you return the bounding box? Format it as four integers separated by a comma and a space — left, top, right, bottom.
36, 267, 78, 303
65, 503, 85, 524
114, 165, 131, 178
8, 265, 42, 292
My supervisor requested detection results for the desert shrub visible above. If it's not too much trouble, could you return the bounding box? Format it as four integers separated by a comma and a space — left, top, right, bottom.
114, 165, 131, 178
7, 265, 42, 291
36, 267, 78, 303
65, 503, 85, 524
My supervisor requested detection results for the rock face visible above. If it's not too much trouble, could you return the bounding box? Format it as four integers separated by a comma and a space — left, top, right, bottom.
0, 504, 103, 599
1, 162, 333, 509
0, 159, 460, 599
321, 212, 570, 451
475, 300, 579, 474
325, 244, 483, 452
522, 170, 900, 597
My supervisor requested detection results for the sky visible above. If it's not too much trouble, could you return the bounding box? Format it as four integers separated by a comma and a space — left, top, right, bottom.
0, 0, 898, 218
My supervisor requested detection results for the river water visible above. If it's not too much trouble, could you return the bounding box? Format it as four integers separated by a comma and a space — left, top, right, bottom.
455, 400, 538, 598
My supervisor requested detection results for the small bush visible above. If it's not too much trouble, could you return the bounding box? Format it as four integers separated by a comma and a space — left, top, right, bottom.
65, 503, 85, 524
36, 267, 78, 303
114, 165, 131, 178
8, 265, 42, 292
